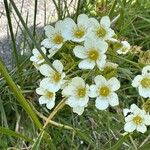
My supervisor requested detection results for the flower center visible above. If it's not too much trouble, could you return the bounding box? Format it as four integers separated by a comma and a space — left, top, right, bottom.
141, 77, 150, 88
52, 72, 61, 83
37, 54, 43, 60
52, 33, 64, 44
46, 91, 54, 99
77, 87, 86, 98
73, 27, 85, 39
96, 26, 107, 38
133, 115, 143, 125
99, 86, 110, 97
121, 47, 127, 52
88, 49, 99, 61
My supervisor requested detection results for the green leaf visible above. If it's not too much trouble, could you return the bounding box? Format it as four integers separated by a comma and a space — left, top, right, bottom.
0, 127, 32, 142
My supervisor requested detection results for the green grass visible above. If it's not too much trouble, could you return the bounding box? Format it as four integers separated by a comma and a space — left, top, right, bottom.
0, 0, 150, 149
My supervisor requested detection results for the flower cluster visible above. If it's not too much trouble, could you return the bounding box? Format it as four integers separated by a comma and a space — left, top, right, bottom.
30, 14, 150, 134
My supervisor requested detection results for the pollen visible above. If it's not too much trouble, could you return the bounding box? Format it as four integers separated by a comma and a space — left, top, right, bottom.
74, 27, 85, 39
52, 72, 61, 83
46, 91, 54, 99
88, 49, 99, 61
141, 77, 150, 88
96, 26, 107, 38
52, 33, 64, 44
99, 86, 110, 97
77, 87, 86, 98
133, 115, 143, 125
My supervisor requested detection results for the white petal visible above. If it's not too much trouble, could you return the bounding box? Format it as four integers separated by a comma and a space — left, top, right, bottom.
52, 60, 63, 73
95, 98, 109, 110
100, 16, 110, 28
39, 96, 48, 104
39, 64, 53, 77
73, 106, 85, 115
89, 85, 98, 98
132, 75, 143, 87
71, 77, 85, 87
55, 20, 63, 31
139, 86, 150, 98
32, 48, 39, 55
46, 100, 55, 110
137, 124, 147, 133
94, 75, 107, 86
124, 122, 136, 132
77, 97, 89, 107
44, 25, 55, 38
62, 85, 75, 97
66, 96, 78, 107
143, 115, 150, 125
73, 46, 87, 59
89, 18, 99, 27
142, 65, 150, 75
108, 92, 119, 106
122, 41, 131, 49
130, 104, 141, 113
105, 28, 115, 39
36, 87, 46, 95
125, 115, 134, 122
41, 38, 54, 48
108, 77, 120, 91
77, 14, 90, 28
96, 40, 108, 53
96, 56, 106, 70
123, 108, 131, 116
78, 59, 95, 69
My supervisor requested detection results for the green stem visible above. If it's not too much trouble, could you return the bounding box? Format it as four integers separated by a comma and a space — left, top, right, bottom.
0, 58, 43, 130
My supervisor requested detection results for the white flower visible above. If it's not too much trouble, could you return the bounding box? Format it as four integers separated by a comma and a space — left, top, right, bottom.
39, 60, 65, 91
132, 66, 150, 98
41, 21, 66, 49
89, 16, 115, 41
62, 77, 89, 115
117, 41, 131, 54
73, 38, 108, 70
30, 47, 46, 65
124, 104, 150, 133
36, 80, 56, 110
89, 75, 120, 110
62, 14, 91, 42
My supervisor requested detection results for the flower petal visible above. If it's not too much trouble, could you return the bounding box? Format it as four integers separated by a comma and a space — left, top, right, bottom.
46, 100, 55, 110
41, 38, 54, 48
52, 60, 63, 73
78, 59, 95, 69
137, 124, 147, 133
39, 96, 48, 104
73, 46, 87, 59
108, 92, 119, 106
143, 115, 150, 125
40, 64, 53, 77
108, 77, 120, 91
139, 86, 150, 98
73, 106, 85, 115
100, 16, 110, 28
89, 85, 98, 98
44, 25, 55, 38
94, 75, 107, 86
124, 122, 136, 132
132, 75, 143, 87
142, 65, 150, 75
95, 97, 109, 110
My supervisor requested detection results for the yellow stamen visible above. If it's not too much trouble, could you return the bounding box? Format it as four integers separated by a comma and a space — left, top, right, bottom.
99, 86, 110, 97
96, 26, 107, 38
53, 33, 64, 44
133, 115, 143, 125
52, 72, 61, 83
46, 91, 54, 99
74, 27, 85, 39
77, 88, 86, 98
141, 77, 150, 88
88, 50, 99, 61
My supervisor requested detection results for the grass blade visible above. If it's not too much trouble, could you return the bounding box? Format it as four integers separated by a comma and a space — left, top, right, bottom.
0, 58, 43, 130
9, 0, 57, 72
0, 127, 33, 142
